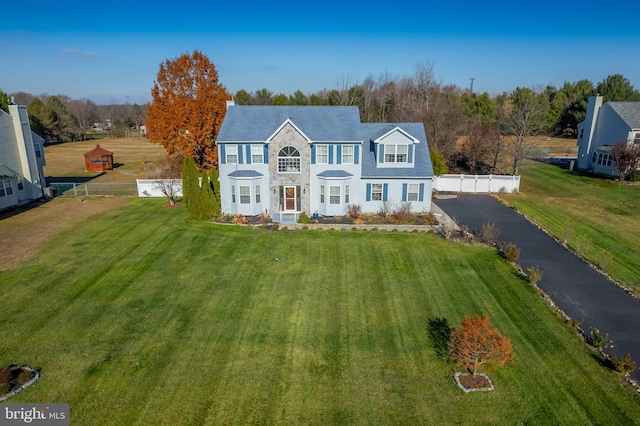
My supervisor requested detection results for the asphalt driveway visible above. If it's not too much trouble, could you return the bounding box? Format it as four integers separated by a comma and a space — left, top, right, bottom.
435, 194, 640, 382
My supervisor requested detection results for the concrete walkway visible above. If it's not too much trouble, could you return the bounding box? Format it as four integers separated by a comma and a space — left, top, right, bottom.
434, 194, 640, 382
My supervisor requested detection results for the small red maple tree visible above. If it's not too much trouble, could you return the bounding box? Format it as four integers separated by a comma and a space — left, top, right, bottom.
448, 315, 514, 376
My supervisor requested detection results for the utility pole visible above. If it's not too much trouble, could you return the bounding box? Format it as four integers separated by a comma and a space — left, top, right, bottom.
469, 77, 475, 94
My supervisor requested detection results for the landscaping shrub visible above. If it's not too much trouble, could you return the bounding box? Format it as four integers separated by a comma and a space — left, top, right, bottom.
587, 327, 612, 350
259, 211, 271, 225
392, 202, 414, 223
475, 221, 501, 244
0, 383, 9, 395
233, 214, 248, 225
377, 201, 390, 218
526, 266, 544, 285
440, 221, 456, 240
347, 204, 362, 219
500, 242, 521, 262
298, 212, 311, 224
421, 211, 438, 225
609, 353, 637, 375
17, 369, 33, 385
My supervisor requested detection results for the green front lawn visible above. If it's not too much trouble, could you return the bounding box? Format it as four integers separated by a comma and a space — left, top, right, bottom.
500, 160, 640, 291
1, 199, 638, 424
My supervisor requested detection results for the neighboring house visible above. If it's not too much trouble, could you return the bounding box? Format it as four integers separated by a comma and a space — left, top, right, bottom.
0, 105, 46, 210
576, 96, 640, 176
216, 105, 433, 222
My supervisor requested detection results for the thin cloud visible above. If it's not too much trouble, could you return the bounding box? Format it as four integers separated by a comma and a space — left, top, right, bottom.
60, 48, 97, 58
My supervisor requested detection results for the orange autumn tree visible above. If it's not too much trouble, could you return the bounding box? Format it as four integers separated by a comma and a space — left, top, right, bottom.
146, 50, 229, 169
448, 315, 514, 376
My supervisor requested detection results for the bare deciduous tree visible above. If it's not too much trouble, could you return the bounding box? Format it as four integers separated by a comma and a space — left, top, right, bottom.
610, 140, 640, 183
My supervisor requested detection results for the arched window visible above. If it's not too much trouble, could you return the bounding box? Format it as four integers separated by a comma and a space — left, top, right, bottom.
278, 146, 301, 173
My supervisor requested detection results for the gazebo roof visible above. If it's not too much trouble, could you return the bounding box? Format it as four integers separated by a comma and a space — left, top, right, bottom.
84, 144, 113, 157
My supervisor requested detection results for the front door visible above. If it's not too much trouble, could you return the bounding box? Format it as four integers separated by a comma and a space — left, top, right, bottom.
284, 186, 296, 211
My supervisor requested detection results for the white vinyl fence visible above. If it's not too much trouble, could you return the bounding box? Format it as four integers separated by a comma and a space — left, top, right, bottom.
136, 179, 183, 197
434, 174, 520, 193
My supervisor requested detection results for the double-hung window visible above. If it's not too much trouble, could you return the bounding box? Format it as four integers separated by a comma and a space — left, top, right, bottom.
239, 186, 251, 204
0, 179, 13, 197
320, 185, 325, 203
384, 144, 408, 163
226, 145, 238, 164
316, 145, 328, 164
251, 145, 263, 164
231, 185, 236, 203
407, 183, 419, 201
345, 185, 350, 204
371, 183, 382, 201
329, 186, 340, 204
255, 185, 261, 203
342, 145, 354, 164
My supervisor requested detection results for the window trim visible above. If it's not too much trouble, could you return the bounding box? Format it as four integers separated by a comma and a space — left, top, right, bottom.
342, 145, 354, 164
226, 145, 238, 164
329, 186, 340, 205
320, 185, 325, 204
239, 185, 251, 204
255, 185, 261, 203
371, 183, 383, 201
316, 144, 328, 164
278, 146, 301, 173
251, 145, 263, 164
345, 185, 350, 204
384, 144, 409, 163
407, 183, 419, 201
231, 184, 236, 203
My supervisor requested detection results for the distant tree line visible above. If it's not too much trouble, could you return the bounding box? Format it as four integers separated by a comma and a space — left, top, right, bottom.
0, 89, 148, 143
234, 68, 640, 174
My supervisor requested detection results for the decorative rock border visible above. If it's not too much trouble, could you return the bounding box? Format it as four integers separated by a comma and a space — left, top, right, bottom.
454, 372, 494, 393
0, 366, 40, 402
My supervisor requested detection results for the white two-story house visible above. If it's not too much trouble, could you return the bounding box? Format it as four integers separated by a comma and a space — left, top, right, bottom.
216, 105, 434, 222
0, 105, 46, 211
576, 96, 640, 176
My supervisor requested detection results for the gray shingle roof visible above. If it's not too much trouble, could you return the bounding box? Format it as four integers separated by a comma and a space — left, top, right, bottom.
228, 170, 263, 178
608, 102, 640, 129
360, 123, 433, 178
217, 106, 362, 142
316, 170, 353, 178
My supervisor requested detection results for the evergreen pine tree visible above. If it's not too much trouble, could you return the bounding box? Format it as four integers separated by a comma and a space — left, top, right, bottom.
181, 156, 201, 219
209, 167, 221, 218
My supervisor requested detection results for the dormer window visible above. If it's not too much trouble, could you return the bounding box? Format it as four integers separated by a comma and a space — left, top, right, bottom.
278, 146, 301, 173
385, 144, 408, 163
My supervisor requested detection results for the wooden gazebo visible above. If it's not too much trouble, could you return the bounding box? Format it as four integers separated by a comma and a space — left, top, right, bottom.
84, 144, 114, 172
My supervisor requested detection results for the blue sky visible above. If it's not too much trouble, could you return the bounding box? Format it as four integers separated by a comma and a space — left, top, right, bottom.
2, 0, 639, 104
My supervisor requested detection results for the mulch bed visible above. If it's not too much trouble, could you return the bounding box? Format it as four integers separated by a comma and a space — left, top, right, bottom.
0, 365, 39, 401
454, 372, 495, 392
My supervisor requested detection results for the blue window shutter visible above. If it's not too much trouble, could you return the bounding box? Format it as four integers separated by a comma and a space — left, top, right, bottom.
220, 144, 226, 164
354, 145, 359, 164
402, 183, 407, 202
408, 145, 413, 163
263, 145, 268, 163
238, 144, 243, 164
246, 145, 252, 164
383, 183, 388, 201
337, 145, 342, 164
311, 145, 316, 164
378, 144, 384, 163
366, 183, 371, 201
419, 183, 425, 202
328, 145, 334, 164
